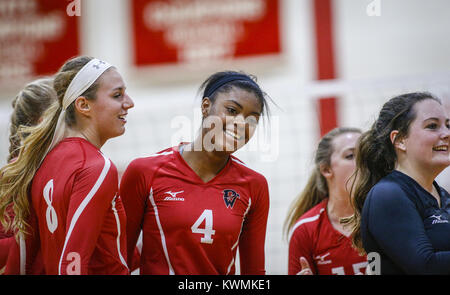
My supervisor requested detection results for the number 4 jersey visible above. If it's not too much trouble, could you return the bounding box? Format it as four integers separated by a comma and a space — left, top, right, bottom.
119, 144, 270, 275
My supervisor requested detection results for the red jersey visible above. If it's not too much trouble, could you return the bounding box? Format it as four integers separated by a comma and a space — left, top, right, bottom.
120, 145, 269, 275
288, 199, 367, 275
0, 208, 14, 271
3, 209, 44, 275
29, 137, 128, 275
0, 160, 17, 270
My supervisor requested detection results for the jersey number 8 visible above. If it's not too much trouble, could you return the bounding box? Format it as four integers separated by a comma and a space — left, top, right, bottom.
43, 179, 58, 233
191, 209, 215, 244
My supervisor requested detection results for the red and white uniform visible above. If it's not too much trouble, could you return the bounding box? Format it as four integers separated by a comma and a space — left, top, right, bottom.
288, 199, 367, 275
120, 145, 269, 275
3, 209, 44, 275
28, 137, 128, 275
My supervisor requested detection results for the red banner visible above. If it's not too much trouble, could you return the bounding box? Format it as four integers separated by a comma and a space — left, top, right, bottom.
132, 0, 281, 66
0, 0, 79, 86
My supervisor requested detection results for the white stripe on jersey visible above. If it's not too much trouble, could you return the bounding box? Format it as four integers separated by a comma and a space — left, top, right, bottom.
58, 152, 111, 274
147, 151, 173, 158
226, 198, 252, 275
111, 196, 129, 270
19, 233, 26, 275
287, 208, 325, 242
149, 187, 175, 275
231, 157, 248, 168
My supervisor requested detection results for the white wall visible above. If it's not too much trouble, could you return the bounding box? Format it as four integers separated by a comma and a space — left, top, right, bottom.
1, 0, 450, 275
335, 0, 450, 80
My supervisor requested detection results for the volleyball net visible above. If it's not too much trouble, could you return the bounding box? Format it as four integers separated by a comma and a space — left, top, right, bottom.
0, 71, 449, 274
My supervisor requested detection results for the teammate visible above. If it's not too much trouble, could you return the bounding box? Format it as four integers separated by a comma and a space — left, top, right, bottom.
0, 77, 57, 273
285, 127, 367, 275
346, 92, 450, 274
0, 56, 134, 275
120, 71, 271, 275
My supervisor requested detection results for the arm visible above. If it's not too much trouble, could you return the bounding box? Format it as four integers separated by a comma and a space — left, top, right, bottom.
238, 177, 270, 275
0, 237, 13, 269
59, 157, 118, 275
4, 209, 42, 275
366, 183, 450, 274
288, 225, 316, 275
119, 159, 148, 269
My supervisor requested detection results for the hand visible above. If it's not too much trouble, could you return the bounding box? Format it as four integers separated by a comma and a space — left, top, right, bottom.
296, 257, 313, 275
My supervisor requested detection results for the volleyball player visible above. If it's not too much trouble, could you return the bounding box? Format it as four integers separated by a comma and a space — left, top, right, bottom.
285, 127, 367, 275
120, 71, 271, 275
0, 77, 57, 273
346, 92, 450, 274
0, 56, 134, 274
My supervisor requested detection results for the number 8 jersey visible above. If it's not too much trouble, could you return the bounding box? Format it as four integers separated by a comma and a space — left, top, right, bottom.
120, 144, 270, 275
30, 138, 129, 275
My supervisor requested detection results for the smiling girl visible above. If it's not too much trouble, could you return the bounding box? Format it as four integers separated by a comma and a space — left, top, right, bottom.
120, 71, 271, 275
346, 92, 450, 274
0, 56, 134, 274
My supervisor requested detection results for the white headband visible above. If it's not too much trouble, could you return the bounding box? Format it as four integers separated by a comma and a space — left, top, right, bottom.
63, 58, 112, 109
46, 58, 113, 155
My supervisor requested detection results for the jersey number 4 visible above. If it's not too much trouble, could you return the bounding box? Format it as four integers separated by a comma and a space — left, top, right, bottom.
191, 209, 216, 244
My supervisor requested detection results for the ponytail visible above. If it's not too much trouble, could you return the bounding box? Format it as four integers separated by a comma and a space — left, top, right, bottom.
344, 92, 441, 254
8, 78, 56, 163
0, 56, 97, 238
0, 102, 61, 236
284, 127, 361, 239
342, 127, 396, 254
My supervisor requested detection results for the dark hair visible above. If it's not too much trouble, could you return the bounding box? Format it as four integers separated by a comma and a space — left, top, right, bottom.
284, 127, 361, 238
344, 92, 441, 254
198, 71, 271, 118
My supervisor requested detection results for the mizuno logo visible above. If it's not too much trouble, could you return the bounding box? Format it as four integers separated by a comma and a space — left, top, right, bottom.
430, 214, 449, 224
163, 190, 184, 201
314, 252, 332, 265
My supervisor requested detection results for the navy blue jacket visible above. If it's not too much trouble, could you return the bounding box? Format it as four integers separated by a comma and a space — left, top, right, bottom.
361, 170, 450, 274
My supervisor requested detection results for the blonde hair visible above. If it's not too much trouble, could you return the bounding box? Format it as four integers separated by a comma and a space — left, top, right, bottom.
0, 56, 99, 238
8, 78, 57, 163
284, 127, 361, 238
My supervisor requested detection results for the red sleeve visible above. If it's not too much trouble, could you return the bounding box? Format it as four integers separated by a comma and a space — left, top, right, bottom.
131, 246, 141, 272
288, 224, 316, 275
0, 237, 13, 270
119, 159, 149, 269
0, 205, 15, 270
4, 209, 43, 275
238, 176, 270, 275
59, 157, 118, 275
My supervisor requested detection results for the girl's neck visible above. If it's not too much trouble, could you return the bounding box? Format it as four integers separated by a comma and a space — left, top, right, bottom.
395, 162, 436, 193
327, 190, 354, 237
65, 127, 103, 149
181, 141, 230, 183
395, 163, 441, 207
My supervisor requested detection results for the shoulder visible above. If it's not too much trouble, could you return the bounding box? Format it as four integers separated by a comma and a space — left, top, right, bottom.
229, 155, 268, 185
289, 200, 327, 240
366, 173, 417, 211
49, 138, 116, 175
370, 175, 406, 198
126, 147, 175, 173
82, 145, 117, 175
